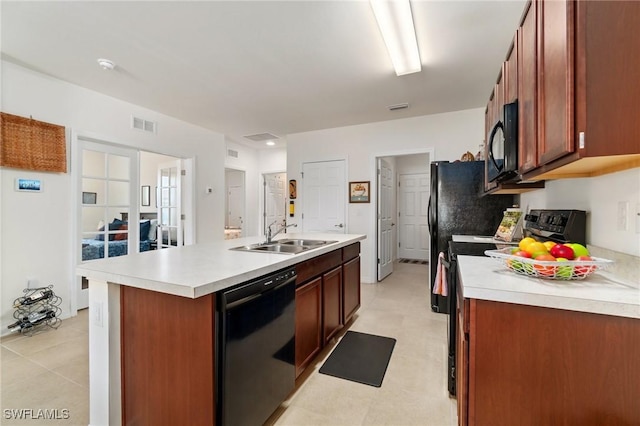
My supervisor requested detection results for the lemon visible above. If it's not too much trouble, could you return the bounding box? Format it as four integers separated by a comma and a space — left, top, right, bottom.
543, 241, 557, 251
525, 242, 548, 256
519, 237, 536, 251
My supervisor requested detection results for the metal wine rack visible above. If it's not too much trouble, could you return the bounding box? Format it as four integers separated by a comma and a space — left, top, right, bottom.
9, 285, 62, 336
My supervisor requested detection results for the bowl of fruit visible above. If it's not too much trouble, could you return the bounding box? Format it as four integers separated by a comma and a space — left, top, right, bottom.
484, 237, 614, 280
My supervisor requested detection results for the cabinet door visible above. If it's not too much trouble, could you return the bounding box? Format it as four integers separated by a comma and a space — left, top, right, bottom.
121, 288, 215, 426
505, 40, 518, 104
342, 256, 361, 324
322, 266, 343, 344
537, 0, 575, 165
456, 291, 469, 426
295, 277, 322, 377
518, 0, 538, 173
457, 312, 469, 426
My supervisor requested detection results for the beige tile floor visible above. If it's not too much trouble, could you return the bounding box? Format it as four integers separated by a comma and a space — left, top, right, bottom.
0, 261, 457, 426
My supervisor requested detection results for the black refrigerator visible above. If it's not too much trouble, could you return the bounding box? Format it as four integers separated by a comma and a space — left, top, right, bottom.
428, 161, 515, 314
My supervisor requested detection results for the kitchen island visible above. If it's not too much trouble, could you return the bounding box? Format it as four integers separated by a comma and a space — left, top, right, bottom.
77, 233, 365, 426
455, 255, 640, 425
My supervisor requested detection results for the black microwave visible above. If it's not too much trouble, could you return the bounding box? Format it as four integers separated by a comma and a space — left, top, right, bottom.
487, 100, 518, 183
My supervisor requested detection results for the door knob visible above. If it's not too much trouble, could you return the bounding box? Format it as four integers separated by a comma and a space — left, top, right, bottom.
391, 223, 396, 226
335, 223, 344, 228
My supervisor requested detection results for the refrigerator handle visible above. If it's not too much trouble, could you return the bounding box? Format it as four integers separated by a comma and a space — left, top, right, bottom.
427, 195, 433, 235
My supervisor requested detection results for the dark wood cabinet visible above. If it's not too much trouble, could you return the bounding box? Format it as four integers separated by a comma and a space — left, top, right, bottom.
121, 287, 215, 426
457, 298, 640, 425
322, 266, 343, 344
455, 286, 469, 426
294, 242, 361, 376
486, 0, 640, 186
518, 0, 538, 174
536, 0, 575, 166
342, 256, 361, 324
295, 277, 322, 378
524, 0, 640, 180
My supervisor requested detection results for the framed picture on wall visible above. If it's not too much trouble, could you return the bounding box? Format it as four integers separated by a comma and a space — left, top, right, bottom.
82, 191, 97, 204
349, 181, 370, 203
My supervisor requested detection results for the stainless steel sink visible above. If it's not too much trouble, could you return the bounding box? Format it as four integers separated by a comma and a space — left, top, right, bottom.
277, 239, 337, 246
250, 244, 307, 254
230, 239, 336, 255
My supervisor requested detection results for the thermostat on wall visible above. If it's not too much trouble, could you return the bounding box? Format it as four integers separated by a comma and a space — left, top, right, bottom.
15, 178, 43, 192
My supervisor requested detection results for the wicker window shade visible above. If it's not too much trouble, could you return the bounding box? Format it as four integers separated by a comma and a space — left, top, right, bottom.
0, 112, 67, 173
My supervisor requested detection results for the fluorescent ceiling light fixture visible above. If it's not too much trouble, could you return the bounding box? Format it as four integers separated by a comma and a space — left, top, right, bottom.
370, 0, 421, 76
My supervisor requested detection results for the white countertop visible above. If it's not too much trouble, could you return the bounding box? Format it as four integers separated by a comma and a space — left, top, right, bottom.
452, 234, 518, 245
457, 255, 640, 319
76, 233, 365, 298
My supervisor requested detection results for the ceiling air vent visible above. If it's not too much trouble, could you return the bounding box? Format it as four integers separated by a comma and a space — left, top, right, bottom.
243, 132, 279, 142
132, 116, 157, 133
227, 149, 239, 159
388, 103, 409, 111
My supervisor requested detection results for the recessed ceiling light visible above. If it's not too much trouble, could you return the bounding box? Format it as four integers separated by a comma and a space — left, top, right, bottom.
266, 141, 276, 146
97, 58, 116, 70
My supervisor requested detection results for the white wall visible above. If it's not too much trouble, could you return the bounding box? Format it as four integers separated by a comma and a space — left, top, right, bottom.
1, 61, 227, 331
286, 108, 484, 282
521, 167, 640, 257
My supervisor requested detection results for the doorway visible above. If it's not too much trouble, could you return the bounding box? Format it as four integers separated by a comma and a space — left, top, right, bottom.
225, 169, 245, 239
375, 152, 431, 281
74, 138, 192, 311
263, 172, 287, 234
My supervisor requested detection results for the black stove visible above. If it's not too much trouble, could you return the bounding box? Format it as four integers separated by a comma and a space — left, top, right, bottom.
448, 241, 504, 258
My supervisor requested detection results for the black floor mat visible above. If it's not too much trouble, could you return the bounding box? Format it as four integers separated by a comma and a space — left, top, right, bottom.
398, 258, 428, 265
319, 331, 396, 387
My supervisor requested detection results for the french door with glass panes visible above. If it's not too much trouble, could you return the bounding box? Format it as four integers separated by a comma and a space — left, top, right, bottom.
157, 160, 183, 248
77, 139, 138, 309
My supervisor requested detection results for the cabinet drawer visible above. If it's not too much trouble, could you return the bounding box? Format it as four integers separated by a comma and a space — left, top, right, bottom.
295, 249, 342, 285
342, 242, 360, 262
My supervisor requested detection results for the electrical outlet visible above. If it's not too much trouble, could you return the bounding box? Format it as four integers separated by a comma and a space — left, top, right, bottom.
617, 201, 629, 231
93, 302, 104, 328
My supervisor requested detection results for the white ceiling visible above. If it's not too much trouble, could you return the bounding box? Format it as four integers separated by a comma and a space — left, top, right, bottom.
1, 0, 526, 149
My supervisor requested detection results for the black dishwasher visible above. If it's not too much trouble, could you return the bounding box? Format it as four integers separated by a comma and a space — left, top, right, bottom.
217, 266, 296, 426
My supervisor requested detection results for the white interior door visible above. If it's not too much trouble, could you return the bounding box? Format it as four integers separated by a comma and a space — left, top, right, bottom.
264, 172, 286, 232
398, 173, 430, 260
302, 160, 346, 233
157, 160, 183, 249
377, 158, 394, 280
76, 139, 138, 309
227, 186, 243, 229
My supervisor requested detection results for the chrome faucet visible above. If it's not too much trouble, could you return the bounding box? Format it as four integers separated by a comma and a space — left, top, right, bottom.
265, 220, 297, 243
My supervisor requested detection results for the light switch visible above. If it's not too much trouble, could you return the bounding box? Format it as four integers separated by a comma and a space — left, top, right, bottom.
93, 302, 104, 327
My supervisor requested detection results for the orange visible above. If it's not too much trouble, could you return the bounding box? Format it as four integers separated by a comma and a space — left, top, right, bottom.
534, 254, 557, 276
